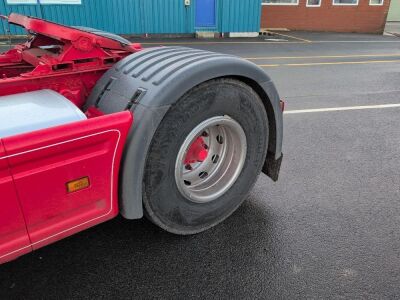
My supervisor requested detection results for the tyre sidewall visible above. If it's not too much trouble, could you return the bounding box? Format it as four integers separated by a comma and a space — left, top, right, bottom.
143, 79, 269, 234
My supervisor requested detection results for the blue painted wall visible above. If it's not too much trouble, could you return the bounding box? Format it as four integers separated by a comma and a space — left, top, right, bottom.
0, 0, 261, 35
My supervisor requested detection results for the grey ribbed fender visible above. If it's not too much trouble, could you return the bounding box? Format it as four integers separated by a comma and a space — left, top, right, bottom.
260, 80, 283, 160
118, 103, 170, 219
85, 47, 283, 219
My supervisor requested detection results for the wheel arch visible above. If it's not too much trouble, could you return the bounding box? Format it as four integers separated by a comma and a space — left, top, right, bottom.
85, 47, 283, 219
227, 75, 279, 157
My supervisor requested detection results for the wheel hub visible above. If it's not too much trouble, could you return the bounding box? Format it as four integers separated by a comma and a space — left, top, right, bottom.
175, 116, 247, 204
184, 137, 209, 165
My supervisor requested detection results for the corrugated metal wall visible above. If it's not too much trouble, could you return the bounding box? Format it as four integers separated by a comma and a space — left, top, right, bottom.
0, 1, 43, 34
219, 0, 261, 33
0, 0, 260, 35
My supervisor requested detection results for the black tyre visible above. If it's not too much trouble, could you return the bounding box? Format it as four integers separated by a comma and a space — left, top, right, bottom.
143, 78, 269, 234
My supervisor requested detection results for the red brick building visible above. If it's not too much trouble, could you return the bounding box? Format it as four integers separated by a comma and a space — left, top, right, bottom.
261, 0, 391, 33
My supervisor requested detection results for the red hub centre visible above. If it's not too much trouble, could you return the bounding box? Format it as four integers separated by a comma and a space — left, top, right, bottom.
184, 137, 209, 165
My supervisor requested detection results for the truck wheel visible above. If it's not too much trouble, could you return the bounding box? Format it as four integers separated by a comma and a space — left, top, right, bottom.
143, 78, 269, 234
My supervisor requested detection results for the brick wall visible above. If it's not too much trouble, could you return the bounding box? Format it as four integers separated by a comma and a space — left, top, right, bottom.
261, 0, 391, 33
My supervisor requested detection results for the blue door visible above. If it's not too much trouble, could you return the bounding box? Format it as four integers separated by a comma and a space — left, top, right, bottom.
196, 0, 216, 28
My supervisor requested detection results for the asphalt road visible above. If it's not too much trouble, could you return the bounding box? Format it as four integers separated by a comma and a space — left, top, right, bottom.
1, 32, 400, 299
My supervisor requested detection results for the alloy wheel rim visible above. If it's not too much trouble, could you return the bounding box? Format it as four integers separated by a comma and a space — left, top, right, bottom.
175, 115, 247, 203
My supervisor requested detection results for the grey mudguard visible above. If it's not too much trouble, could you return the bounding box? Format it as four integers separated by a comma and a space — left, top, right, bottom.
86, 46, 283, 219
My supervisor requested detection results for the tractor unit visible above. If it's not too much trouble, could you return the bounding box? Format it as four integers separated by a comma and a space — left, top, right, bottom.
0, 14, 283, 264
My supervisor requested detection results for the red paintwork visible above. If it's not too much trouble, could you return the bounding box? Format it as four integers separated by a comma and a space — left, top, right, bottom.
0, 111, 132, 264
0, 13, 141, 264
0, 14, 142, 107
0, 140, 32, 263
184, 137, 209, 165
85, 106, 105, 118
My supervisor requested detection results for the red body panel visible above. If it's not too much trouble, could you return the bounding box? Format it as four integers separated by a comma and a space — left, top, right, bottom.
0, 112, 132, 262
0, 14, 138, 264
0, 141, 32, 263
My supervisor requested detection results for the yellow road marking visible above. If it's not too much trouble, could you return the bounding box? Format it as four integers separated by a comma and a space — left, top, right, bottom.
140, 41, 306, 45
257, 64, 280, 67
265, 31, 313, 43
258, 59, 400, 67
140, 40, 400, 46
245, 53, 400, 60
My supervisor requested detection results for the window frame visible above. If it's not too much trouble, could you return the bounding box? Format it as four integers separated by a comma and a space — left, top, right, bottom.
369, 0, 384, 6
306, 0, 322, 7
262, 0, 300, 6
332, 0, 359, 6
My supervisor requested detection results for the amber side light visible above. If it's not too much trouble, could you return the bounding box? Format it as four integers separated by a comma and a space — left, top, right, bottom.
66, 177, 90, 193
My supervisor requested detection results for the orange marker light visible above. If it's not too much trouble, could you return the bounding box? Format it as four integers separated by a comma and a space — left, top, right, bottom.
66, 177, 90, 193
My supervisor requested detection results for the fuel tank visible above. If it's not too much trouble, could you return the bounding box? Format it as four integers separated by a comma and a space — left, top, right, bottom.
0, 89, 86, 138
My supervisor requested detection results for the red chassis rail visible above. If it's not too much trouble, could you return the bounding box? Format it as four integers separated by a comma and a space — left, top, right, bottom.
0, 13, 142, 107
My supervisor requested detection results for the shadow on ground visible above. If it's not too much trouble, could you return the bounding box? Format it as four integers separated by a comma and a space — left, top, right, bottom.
0, 193, 283, 299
